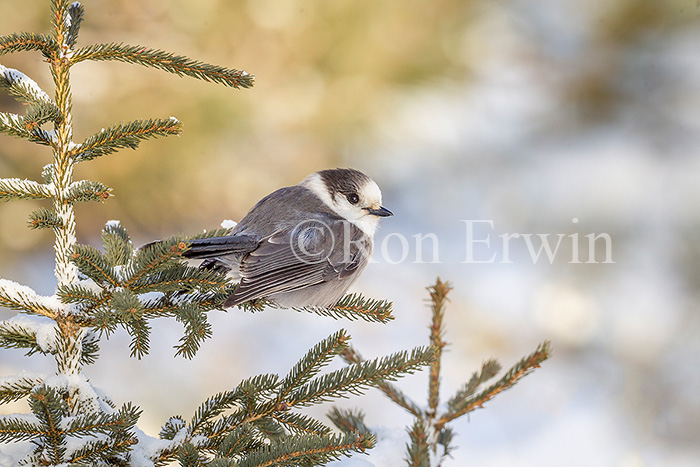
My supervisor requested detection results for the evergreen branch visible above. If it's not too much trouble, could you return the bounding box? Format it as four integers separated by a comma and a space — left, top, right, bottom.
271, 412, 332, 436
250, 416, 284, 439
53, 331, 84, 376
207, 412, 253, 446
70, 244, 121, 287
24, 100, 62, 130
126, 236, 189, 287
155, 419, 190, 464
428, 278, 450, 414
190, 227, 237, 240
236, 374, 283, 407
436, 341, 551, 430
341, 345, 423, 418
327, 407, 371, 435
0, 111, 55, 145
62, 402, 141, 437
436, 426, 456, 462
80, 331, 100, 365
111, 289, 145, 321
216, 424, 259, 458
237, 433, 375, 467
279, 329, 350, 398
0, 414, 43, 442
0, 111, 32, 140
210, 459, 239, 467
108, 289, 151, 358
404, 418, 430, 467
0, 321, 51, 356
129, 264, 228, 294
72, 43, 255, 88
28, 207, 64, 230
56, 282, 107, 311
296, 293, 394, 323
29, 386, 68, 464
0, 65, 59, 143
0, 374, 45, 404
288, 346, 434, 408
378, 382, 424, 418
236, 297, 270, 313
51, 0, 73, 50
126, 316, 151, 359
102, 221, 132, 266
65, 2, 84, 50
0, 32, 57, 57
137, 291, 222, 320
444, 358, 501, 412
41, 163, 55, 184
174, 304, 212, 359
0, 279, 61, 318
178, 442, 206, 467
160, 415, 186, 440
138, 292, 181, 317
0, 65, 59, 127
32, 129, 56, 146
190, 390, 239, 435
207, 374, 281, 441
72, 117, 182, 162
65, 179, 112, 203
67, 432, 137, 465
0, 177, 53, 202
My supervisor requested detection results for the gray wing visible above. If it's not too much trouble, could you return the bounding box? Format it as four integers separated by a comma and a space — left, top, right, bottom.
224, 218, 371, 307
183, 186, 331, 262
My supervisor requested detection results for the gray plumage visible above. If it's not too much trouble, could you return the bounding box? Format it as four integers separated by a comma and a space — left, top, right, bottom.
183, 169, 391, 308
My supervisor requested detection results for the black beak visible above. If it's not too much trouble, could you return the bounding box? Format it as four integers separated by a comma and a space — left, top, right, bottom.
367, 206, 393, 217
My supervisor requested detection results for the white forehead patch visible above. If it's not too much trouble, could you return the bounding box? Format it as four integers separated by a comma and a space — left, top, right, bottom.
361, 179, 383, 206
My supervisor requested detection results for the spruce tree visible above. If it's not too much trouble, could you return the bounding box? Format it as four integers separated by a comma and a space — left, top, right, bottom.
1, 2, 550, 466
337, 279, 551, 466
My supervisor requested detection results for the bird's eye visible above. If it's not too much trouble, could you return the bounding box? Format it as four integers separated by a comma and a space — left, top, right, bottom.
346, 193, 360, 205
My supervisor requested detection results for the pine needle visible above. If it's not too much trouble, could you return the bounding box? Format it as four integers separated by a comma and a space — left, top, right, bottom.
436, 341, 552, 430
327, 407, 371, 435
427, 278, 450, 414
72, 42, 255, 89
0, 178, 53, 202
72, 117, 183, 162
0, 32, 57, 57
296, 293, 394, 323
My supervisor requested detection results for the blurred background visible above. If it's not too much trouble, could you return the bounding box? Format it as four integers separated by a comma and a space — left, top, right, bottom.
2, 0, 700, 465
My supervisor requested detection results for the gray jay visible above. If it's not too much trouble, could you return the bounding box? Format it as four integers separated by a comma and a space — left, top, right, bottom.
183, 168, 392, 308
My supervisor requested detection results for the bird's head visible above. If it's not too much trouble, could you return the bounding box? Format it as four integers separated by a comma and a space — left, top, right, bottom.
302, 168, 393, 236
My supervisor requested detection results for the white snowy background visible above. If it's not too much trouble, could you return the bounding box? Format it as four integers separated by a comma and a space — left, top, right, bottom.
2, 0, 700, 466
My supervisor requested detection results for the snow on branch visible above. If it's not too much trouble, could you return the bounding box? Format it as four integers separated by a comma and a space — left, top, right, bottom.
64, 2, 84, 50
0, 64, 55, 107
0, 112, 33, 140
0, 64, 61, 139
65, 180, 112, 203
0, 279, 64, 318
0, 65, 61, 145
0, 372, 47, 404
0, 178, 53, 202
0, 314, 59, 355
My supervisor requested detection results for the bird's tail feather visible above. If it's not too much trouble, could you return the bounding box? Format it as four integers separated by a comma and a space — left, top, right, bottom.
181, 235, 258, 259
